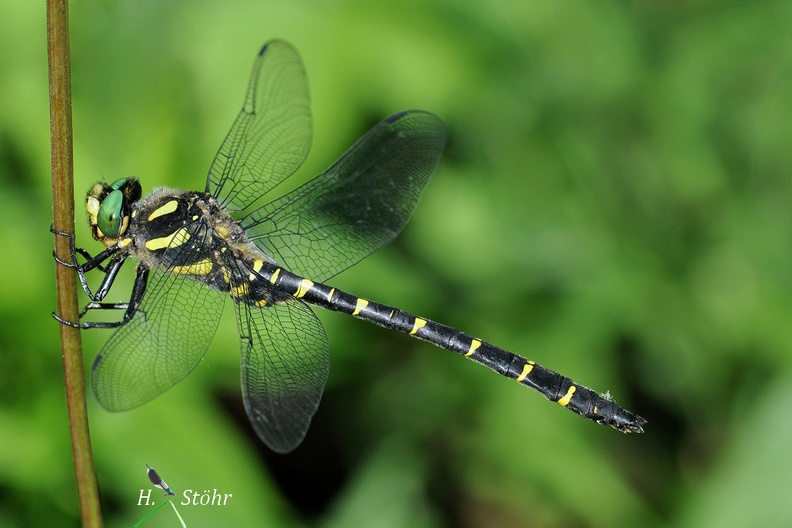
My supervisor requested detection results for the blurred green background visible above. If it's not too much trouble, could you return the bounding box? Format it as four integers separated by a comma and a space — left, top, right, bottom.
2, 0, 792, 526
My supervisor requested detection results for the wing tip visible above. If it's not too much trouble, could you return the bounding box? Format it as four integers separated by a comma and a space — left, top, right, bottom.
258, 39, 294, 57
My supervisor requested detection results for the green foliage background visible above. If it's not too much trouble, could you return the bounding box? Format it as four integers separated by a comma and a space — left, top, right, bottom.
2, 0, 792, 526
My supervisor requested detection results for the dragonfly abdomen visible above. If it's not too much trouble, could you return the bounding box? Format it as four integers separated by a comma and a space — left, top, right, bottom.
260, 261, 646, 434
225, 255, 292, 307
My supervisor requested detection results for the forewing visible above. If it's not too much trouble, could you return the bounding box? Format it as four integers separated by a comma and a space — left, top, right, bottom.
241, 110, 446, 282
207, 40, 311, 211
91, 267, 226, 411
235, 298, 329, 453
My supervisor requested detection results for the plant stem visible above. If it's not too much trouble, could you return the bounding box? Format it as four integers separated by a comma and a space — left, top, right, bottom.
47, 0, 103, 526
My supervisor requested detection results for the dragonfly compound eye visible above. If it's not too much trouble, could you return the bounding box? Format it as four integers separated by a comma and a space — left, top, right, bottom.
97, 189, 126, 238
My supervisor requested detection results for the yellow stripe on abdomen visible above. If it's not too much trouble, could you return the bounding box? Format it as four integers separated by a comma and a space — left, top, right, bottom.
409, 318, 427, 335
294, 279, 314, 299
515, 361, 535, 382
249, 259, 264, 280
269, 268, 280, 285
352, 298, 369, 316
557, 386, 576, 407
465, 339, 481, 357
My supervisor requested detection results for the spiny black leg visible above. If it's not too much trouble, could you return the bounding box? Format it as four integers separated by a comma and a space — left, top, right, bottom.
52, 226, 128, 301
53, 246, 105, 271
80, 301, 130, 317
51, 264, 150, 329
51, 226, 82, 268
51, 225, 114, 273
51, 224, 143, 328
53, 308, 127, 329
87, 254, 127, 301
112, 264, 149, 326
64, 252, 125, 302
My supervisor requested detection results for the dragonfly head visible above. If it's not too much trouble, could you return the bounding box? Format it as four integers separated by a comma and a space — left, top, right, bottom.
86, 177, 142, 246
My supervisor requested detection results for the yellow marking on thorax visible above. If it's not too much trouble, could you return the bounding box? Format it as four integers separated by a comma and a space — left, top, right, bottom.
557, 386, 577, 407
118, 238, 132, 249
216, 224, 230, 239
147, 200, 179, 221
171, 258, 213, 275
269, 268, 281, 285
515, 361, 535, 382
145, 228, 191, 251
409, 318, 427, 335
294, 279, 314, 299
465, 339, 482, 357
254, 299, 268, 307
230, 282, 250, 298
352, 298, 369, 316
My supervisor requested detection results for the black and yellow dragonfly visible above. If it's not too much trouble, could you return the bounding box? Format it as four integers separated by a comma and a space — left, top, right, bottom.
54, 40, 645, 453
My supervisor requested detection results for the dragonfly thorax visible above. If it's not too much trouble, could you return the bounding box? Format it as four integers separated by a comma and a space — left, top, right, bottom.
128, 187, 285, 306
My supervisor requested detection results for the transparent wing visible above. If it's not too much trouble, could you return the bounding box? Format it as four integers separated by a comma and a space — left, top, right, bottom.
234, 297, 329, 454
206, 39, 311, 211
241, 110, 446, 282
91, 266, 226, 411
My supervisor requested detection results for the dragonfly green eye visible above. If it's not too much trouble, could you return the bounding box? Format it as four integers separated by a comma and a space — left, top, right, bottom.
110, 177, 131, 191
97, 189, 125, 237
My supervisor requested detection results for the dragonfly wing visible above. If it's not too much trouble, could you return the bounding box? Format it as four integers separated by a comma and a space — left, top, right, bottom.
242, 110, 446, 282
91, 266, 226, 411
206, 39, 311, 212
234, 298, 329, 453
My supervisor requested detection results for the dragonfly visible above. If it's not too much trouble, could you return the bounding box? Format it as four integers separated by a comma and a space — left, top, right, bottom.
53, 40, 645, 453
146, 464, 175, 496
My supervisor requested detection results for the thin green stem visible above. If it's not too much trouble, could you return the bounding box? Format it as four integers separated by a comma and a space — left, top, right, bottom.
169, 501, 187, 528
133, 500, 169, 527
47, 0, 103, 526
